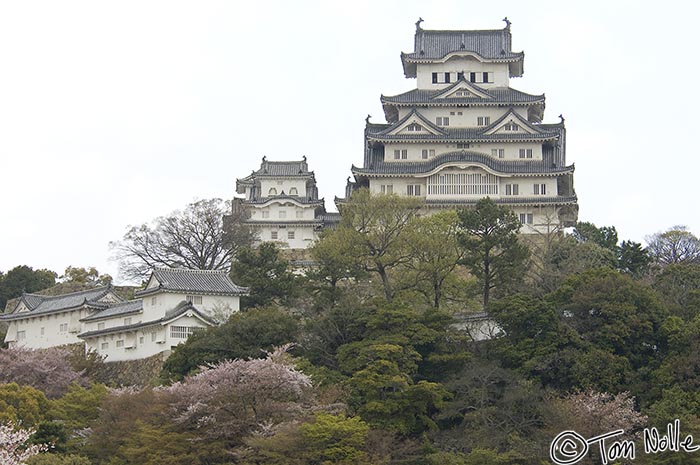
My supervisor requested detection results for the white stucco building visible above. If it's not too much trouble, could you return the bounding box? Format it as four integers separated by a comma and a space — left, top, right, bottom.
2, 268, 248, 362
235, 156, 340, 249
340, 19, 578, 231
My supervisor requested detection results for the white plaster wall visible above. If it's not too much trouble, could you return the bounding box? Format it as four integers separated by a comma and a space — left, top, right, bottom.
84, 315, 213, 362
383, 141, 542, 162
259, 179, 307, 197
256, 224, 318, 249
370, 178, 426, 197
5, 309, 85, 349
140, 292, 240, 322
498, 177, 557, 197
415, 59, 509, 88
396, 107, 527, 126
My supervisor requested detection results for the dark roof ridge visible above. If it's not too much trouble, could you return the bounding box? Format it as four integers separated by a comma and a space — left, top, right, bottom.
21, 284, 112, 301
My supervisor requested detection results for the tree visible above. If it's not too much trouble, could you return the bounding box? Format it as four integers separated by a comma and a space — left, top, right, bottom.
0, 348, 86, 399
161, 306, 300, 382
110, 198, 255, 282
166, 346, 313, 443
230, 242, 300, 308
336, 188, 422, 302
59, 267, 112, 287
572, 221, 619, 252
0, 266, 57, 310
618, 240, 651, 277
0, 423, 49, 465
653, 264, 700, 321
646, 225, 700, 266
457, 198, 529, 308
402, 211, 470, 308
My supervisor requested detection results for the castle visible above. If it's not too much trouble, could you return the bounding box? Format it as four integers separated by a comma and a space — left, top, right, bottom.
237, 19, 578, 248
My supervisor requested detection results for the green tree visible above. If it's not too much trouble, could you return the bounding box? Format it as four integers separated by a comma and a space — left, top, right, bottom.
572, 221, 619, 252
230, 242, 300, 308
457, 198, 529, 308
336, 188, 422, 302
161, 306, 300, 382
618, 240, 652, 277
653, 264, 700, 320
402, 210, 471, 308
0, 383, 50, 427
0, 266, 57, 309
60, 266, 112, 286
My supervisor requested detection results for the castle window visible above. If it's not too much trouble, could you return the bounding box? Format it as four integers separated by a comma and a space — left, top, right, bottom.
296, 210, 304, 219
533, 183, 546, 195
505, 184, 519, 196
407, 185, 422, 196
421, 149, 435, 159
59, 323, 68, 333
407, 123, 422, 132
271, 231, 278, 240
279, 210, 287, 219
457, 143, 469, 149
98, 323, 105, 330
491, 148, 505, 158
444, 72, 451, 83
40, 327, 45, 336
151, 296, 157, 305
268, 188, 277, 196
186, 295, 202, 305
470, 72, 476, 82
289, 187, 298, 195
288, 231, 295, 240
457, 71, 464, 80
101, 342, 108, 350
116, 340, 124, 348
432, 72, 438, 84
519, 213, 534, 224
477, 116, 491, 126
519, 149, 533, 159
427, 172, 498, 196
17, 330, 25, 340
436, 116, 449, 126
394, 149, 407, 159
483, 72, 489, 83
262, 210, 270, 218
504, 123, 520, 131
380, 185, 393, 194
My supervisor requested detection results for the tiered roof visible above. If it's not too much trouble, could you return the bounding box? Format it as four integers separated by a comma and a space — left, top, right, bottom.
401, 20, 524, 78
236, 157, 314, 194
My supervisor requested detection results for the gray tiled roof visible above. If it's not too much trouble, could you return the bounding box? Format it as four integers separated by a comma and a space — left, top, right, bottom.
78, 301, 215, 339
237, 157, 313, 184
81, 300, 143, 322
134, 269, 248, 298
242, 195, 323, 206
2, 286, 118, 319
425, 196, 578, 207
381, 85, 544, 106
352, 151, 574, 176
402, 26, 524, 77
367, 107, 559, 143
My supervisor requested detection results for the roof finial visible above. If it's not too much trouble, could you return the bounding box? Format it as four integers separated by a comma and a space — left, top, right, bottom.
415, 17, 424, 31
503, 17, 511, 29
262, 155, 267, 162
302, 155, 307, 162
559, 114, 565, 124
365, 114, 371, 124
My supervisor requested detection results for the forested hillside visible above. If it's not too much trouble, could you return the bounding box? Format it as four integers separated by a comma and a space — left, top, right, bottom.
2, 194, 700, 464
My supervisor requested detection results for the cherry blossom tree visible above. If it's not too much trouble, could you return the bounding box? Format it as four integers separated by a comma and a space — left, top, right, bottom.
0, 423, 49, 465
0, 348, 85, 399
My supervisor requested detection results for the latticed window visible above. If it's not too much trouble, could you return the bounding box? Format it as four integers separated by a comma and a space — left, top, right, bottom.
186, 295, 202, 305
407, 123, 422, 132
170, 326, 201, 339
427, 171, 498, 196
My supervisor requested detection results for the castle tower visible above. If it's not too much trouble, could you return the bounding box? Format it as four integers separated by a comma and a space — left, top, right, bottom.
342, 19, 578, 231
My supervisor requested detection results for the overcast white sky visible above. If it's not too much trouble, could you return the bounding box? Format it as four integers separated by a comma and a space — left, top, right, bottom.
0, 0, 698, 284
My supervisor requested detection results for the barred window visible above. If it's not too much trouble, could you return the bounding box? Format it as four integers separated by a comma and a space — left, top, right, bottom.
170, 326, 201, 339
427, 171, 498, 196
186, 295, 202, 305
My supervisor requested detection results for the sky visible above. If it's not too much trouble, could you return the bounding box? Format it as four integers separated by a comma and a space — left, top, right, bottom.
0, 0, 698, 284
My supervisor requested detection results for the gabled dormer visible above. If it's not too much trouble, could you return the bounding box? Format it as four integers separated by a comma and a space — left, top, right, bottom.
483, 108, 542, 136
433, 78, 494, 100
380, 109, 447, 137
